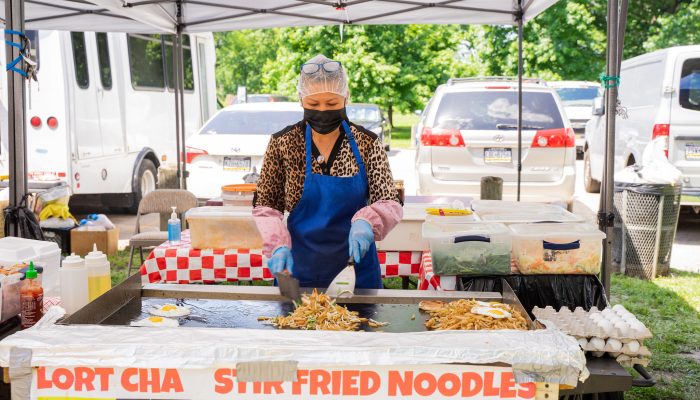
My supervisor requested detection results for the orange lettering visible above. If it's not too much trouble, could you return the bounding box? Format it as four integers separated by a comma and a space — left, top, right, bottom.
342, 370, 360, 396
253, 381, 263, 394
518, 382, 537, 399
263, 381, 284, 394
141, 368, 160, 393
214, 369, 234, 394
483, 371, 499, 396
414, 372, 437, 397
53, 368, 74, 391
388, 371, 413, 396
292, 369, 308, 395
161, 369, 183, 393
36, 367, 51, 390
74, 367, 95, 391
310, 369, 331, 395
332, 370, 342, 395
94, 368, 114, 391
499, 372, 517, 398
360, 371, 380, 395
461, 372, 482, 397
121, 368, 138, 392
437, 373, 460, 397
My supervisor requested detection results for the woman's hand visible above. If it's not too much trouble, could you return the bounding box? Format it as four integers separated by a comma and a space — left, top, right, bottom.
268, 246, 294, 275
348, 220, 374, 264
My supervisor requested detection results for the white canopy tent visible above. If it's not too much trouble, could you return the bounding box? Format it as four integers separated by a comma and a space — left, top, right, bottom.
1, 0, 628, 295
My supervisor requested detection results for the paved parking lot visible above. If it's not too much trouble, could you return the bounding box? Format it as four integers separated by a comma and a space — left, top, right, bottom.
111, 148, 700, 273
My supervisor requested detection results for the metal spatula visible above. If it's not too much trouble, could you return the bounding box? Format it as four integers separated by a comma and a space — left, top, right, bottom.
327, 258, 356, 299
275, 272, 301, 303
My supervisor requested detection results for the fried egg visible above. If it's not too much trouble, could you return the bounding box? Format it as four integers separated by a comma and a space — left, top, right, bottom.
131, 316, 180, 327
471, 306, 512, 319
149, 304, 191, 318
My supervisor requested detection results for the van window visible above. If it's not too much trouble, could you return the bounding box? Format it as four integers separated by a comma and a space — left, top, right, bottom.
70, 32, 89, 89
25, 30, 39, 71
96, 33, 112, 90
434, 91, 564, 130
128, 34, 165, 89
680, 58, 700, 112
164, 34, 194, 91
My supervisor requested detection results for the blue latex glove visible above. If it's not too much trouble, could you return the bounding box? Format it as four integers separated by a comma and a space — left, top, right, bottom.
349, 220, 374, 264
268, 246, 294, 275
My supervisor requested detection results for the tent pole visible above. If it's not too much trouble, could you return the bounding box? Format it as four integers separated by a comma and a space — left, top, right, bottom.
4, 0, 28, 236
173, 30, 182, 190
175, 0, 187, 190
516, 3, 523, 202
600, 0, 621, 299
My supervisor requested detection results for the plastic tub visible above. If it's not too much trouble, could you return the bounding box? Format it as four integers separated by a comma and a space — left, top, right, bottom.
510, 223, 606, 274
221, 184, 256, 207
479, 207, 584, 224
186, 207, 263, 249
472, 200, 561, 215
423, 221, 512, 276
0, 237, 61, 297
376, 203, 449, 251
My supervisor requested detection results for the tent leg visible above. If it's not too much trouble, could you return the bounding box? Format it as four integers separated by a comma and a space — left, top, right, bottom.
4, 0, 28, 237
177, 30, 187, 190
516, 4, 523, 202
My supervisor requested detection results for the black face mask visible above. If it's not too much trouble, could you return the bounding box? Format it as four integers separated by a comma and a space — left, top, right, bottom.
304, 108, 347, 135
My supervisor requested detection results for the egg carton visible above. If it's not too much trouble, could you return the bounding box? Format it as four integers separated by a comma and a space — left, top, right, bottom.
532, 304, 652, 340
615, 354, 650, 368
576, 337, 651, 357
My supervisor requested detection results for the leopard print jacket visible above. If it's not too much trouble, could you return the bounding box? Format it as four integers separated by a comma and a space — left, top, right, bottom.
255, 120, 399, 214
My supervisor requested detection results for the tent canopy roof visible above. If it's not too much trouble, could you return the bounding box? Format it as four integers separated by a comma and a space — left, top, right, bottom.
3, 0, 558, 33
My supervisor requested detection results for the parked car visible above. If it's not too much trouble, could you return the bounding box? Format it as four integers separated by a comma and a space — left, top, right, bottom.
547, 80, 601, 155
186, 102, 303, 199
346, 103, 392, 150
584, 45, 700, 204
415, 77, 576, 205
245, 94, 291, 103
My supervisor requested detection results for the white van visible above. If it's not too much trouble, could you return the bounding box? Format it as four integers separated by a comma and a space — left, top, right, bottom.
584, 45, 700, 206
0, 31, 216, 211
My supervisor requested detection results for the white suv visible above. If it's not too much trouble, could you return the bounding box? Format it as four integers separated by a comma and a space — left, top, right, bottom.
415, 77, 576, 205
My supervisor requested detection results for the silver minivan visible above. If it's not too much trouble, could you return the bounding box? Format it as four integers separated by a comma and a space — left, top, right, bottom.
415, 78, 576, 205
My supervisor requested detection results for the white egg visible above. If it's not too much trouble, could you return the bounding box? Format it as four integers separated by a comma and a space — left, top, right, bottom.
149, 304, 191, 318
577, 338, 588, 348
627, 341, 640, 353
612, 304, 627, 313
607, 339, 623, 352
471, 306, 512, 319
590, 337, 606, 351
131, 316, 179, 327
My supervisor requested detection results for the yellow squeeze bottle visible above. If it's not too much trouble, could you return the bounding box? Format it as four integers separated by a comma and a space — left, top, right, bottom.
85, 243, 112, 301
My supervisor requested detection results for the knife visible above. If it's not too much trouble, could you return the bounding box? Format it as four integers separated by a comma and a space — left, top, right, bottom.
275, 271, 302, 303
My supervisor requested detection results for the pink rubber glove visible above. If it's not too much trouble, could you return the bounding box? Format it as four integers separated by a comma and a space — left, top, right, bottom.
253, 206, 291, 258
351, 200, 403, 242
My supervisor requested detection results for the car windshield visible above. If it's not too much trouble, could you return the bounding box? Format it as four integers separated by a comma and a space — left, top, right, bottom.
347, 106, 381, 123
434, 91, 564, 131
555, 87, 600, 107
200, 110, 301, 135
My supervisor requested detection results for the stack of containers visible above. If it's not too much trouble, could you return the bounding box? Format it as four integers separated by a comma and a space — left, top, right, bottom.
0, 237, 61, 296
186, 207, 263, 250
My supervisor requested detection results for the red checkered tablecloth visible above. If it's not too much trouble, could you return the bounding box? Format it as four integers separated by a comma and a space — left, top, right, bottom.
418, 251, 458, 291
140, 231, 422, 284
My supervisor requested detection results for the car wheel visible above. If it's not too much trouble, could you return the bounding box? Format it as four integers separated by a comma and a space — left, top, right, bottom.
584, 149, 601, 193
129, 159, 157, 214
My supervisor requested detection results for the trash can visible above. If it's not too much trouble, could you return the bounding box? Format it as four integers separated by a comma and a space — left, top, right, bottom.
613, 182, 682, 279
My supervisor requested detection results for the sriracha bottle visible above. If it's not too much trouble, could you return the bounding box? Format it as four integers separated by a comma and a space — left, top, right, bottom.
20, 262, 44, 329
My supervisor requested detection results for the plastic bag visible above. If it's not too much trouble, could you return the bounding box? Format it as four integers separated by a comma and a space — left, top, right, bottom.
3, 194, 45, 240
640, 137, 682, 184
40, 217, 76, 229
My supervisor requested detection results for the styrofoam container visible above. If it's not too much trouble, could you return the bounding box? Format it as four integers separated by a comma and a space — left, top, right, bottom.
479, 208, 584, 224
376, 203, 449, 251
186, 207, 263, 249
423, 221, 511, 276
510, 223, 605, 274
0, 237, 61, 296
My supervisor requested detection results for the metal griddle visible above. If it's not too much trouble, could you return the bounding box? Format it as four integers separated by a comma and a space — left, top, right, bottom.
60, 274, 533, 332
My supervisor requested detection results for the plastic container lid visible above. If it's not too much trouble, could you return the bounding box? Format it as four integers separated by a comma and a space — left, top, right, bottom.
480, 208, 584, 224
0, 237, 60, 266
63, 253, 85, 269
186, 206, 255, 220
222, 184, 256, 193
509, 223, 606, 240
472, 200, 562, 214
423, 221, 509, 240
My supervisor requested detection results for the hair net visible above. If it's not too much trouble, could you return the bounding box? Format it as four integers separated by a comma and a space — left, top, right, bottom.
297, 54, 349, 99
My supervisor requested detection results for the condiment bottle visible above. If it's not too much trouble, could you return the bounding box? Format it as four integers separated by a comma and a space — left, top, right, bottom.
20, 262, 43, 329
85, 244, 111, 301
60, 253, 89, 314
168, 206, 181, 244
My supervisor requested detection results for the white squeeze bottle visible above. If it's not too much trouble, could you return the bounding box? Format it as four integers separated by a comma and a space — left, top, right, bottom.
60, 253, 89, 314
168, 206, 181, 244
85, 244, 111, 301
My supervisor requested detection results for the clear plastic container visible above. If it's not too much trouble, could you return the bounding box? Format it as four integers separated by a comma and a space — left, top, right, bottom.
422, 221, 512, 276
221, 184, 256, 207
479, 207, 584, 224
186, 207, 263, 250
0, 237, 61, 297
510, 223, 606, 274
472, 200, 560, 215
376, 202, 449, 251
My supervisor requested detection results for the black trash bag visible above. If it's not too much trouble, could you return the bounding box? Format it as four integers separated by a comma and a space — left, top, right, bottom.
3, 194, 45, 240
460, 274, 609, 318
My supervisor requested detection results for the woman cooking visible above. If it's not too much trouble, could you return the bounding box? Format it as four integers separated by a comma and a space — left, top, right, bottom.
253, 54, 403, 289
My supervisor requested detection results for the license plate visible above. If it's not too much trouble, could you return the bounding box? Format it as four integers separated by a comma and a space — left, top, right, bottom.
223, 156, 251, 171
686, 144, 700, 161
484, 148, 512, 163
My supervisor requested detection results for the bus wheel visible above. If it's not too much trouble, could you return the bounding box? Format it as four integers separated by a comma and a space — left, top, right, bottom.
130, 159, 157, 213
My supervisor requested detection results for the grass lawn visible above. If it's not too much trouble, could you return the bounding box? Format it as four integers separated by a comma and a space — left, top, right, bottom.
390, 113, 420, 149
109, 250, 699, 399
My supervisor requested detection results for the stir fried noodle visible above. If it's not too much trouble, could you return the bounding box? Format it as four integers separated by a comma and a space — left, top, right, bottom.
420, 299, 529, 331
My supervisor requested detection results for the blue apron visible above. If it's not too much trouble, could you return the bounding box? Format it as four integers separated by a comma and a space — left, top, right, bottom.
287, 121, 382, 289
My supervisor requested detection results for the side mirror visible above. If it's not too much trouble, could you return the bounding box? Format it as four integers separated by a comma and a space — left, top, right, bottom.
592, 97, 605, 116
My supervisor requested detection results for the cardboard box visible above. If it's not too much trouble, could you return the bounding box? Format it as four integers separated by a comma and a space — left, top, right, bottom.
70, 228, 119, 256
